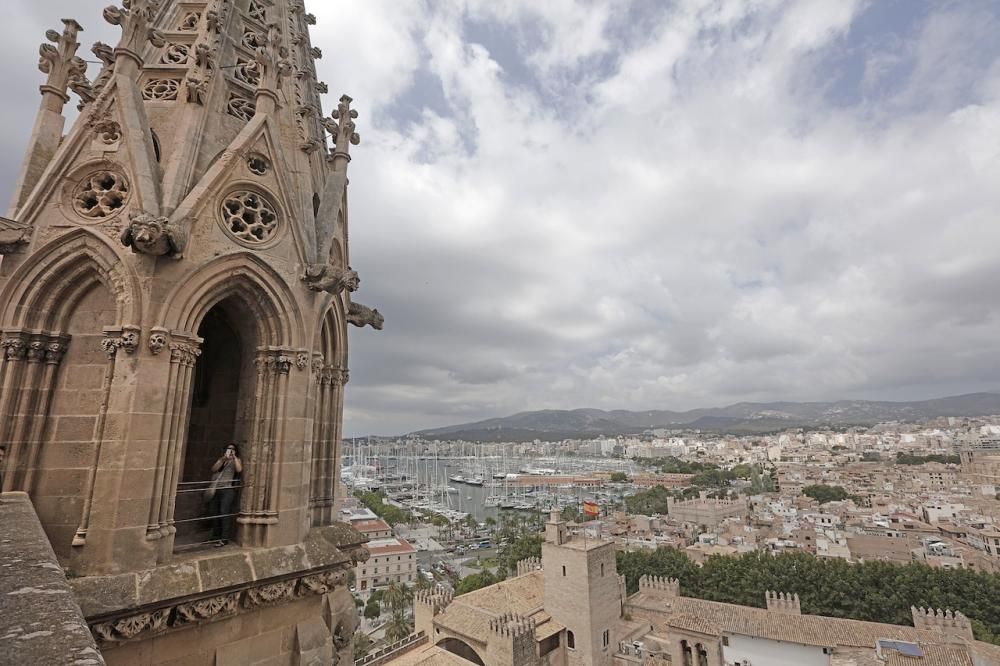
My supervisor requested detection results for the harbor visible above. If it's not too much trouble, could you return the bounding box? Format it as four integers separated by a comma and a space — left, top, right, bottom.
341, 441, 636, 521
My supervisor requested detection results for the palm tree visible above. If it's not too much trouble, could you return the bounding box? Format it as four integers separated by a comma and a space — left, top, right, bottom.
384, 610, 413, 643
383, 582, 411, 614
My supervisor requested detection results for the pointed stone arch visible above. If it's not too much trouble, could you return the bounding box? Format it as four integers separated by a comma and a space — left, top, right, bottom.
151, 253, 307, 550
0, 230, 140, 557
0, 229, 140, 331
157, 252, 303, 347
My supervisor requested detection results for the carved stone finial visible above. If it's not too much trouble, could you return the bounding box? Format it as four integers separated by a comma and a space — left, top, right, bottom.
184, 43, 215, 105
37, 19, 86, 103
302, 264, 359, 296
253, 22, 292, 101
103, 0, 166, 64
347, 301, 384, 331
120, 211, 187, 258
322, 95, 361, 160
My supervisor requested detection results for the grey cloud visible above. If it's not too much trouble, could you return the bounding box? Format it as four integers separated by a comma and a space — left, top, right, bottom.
3, 2, 1000, 437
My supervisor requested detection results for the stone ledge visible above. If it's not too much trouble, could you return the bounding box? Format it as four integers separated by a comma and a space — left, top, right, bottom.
0, 492, 105, 666
70, 522, 367, 619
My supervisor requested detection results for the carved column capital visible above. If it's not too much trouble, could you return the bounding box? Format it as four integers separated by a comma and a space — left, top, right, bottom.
148, 329, 168, 355
100, 337, 120, 359
275, 355, 293, 375
168, 342, 201, 367
45, 341, 68, 365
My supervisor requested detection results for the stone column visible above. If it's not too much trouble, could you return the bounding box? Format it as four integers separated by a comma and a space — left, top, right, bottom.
238, 348, 292, 547
147, 334, 201, 561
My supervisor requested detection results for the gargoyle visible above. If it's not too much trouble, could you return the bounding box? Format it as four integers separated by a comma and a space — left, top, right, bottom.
302, 264, 359, 295
120, 211, 187, 257
347, 301, 384, 330
0, 217, 31, 255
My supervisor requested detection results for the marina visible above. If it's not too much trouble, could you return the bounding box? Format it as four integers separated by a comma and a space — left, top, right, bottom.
341, 440, 636, 521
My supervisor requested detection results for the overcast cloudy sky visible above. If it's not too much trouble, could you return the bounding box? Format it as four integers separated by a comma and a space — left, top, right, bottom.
3, 1, 1000, 436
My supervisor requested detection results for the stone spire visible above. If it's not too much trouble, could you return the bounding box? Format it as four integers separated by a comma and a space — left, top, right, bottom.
7, 19, 86, 215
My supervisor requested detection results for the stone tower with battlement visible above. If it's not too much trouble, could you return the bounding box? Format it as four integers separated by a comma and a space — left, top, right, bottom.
542, 510, 623, 666
0, 1, 380, 664
765, 590, 801, 615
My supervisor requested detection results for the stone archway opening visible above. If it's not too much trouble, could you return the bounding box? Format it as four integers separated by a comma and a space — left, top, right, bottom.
173, 298, 258, 550
437, 638, 485, 665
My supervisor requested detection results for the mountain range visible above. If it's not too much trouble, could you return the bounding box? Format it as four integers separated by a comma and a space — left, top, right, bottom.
411, 392, 1000, 441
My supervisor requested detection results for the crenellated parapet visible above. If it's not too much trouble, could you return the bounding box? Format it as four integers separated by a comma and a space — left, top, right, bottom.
638, 575, 680, 596
488, 613, 538, 666
515, 556, 542, 577
415, 586, 454, 614
911, 606, 974, 641
765, 591, 801, 615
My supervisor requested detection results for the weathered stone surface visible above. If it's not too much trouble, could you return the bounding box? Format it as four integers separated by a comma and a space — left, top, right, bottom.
70, 572, 139, 617
1, 2, 378, 664
136, 562, 200, 606
250, 544, 309, 581
0, 492, 105, 665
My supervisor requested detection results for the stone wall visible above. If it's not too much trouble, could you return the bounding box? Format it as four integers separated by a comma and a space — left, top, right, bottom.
0, 492, 105, 665
67, 522, 365, 665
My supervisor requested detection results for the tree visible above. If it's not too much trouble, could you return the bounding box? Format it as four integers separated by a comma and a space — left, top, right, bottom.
895, 451, 960, 465
384, 610, 413, 643
609, 471, 628, 483
363, 597, 381, 620
802, 484, 849, 504
383, 582, 411, 614
497, 533, 543, 576
353, 490, 413, 526
456, 570, 500, 595
561, 505, 582, 523
625, 486, 672, 515
353, 632, 372, 661
731, 464, 753, 479
614, 547, 1000, 646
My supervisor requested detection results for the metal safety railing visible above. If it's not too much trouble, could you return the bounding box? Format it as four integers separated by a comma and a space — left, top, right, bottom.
172, 479, 244, 553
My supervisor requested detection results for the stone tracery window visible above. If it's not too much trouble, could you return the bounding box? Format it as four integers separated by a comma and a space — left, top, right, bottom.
178, 11, 201, 31
93, 119, 122, 145
234, 57, 260, 87
73, 170, 131, 219
247, 154, 269, 175
220, 190, 279, 244
242, 28, 263, 50
227, 94, 256, 122
248, 0, 267, 23
142, 78, 181, 101
160, 43, 191, 65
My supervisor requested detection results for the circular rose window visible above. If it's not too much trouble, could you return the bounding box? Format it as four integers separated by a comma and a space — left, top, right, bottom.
72, 170, 131, 220
220, 190, 279, 244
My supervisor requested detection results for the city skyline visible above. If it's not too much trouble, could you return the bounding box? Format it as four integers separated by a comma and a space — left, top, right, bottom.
2, 1, 1000, 437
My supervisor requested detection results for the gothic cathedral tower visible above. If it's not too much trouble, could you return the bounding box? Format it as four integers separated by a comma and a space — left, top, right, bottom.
0, 1, 380, 663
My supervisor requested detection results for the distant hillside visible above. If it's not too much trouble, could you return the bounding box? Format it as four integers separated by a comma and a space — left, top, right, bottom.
412, 392, 1000, 441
